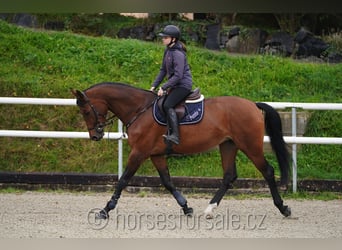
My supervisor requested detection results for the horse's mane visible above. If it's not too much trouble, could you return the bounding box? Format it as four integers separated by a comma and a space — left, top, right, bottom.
85, 82, 155, 96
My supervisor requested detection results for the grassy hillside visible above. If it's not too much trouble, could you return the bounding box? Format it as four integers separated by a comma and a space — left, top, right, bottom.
0, 20, 341, 180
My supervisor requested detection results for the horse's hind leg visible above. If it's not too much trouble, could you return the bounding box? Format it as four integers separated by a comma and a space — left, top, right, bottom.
260, 160, 291, 217
245, 149, 291, 217
151, 155, 193, 216
204, 140, 238, 219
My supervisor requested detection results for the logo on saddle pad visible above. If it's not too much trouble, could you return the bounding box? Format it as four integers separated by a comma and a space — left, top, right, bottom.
153, 88, 205, 126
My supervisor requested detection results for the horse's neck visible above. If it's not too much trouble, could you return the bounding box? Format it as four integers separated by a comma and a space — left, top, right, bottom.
104, 87, 154, 124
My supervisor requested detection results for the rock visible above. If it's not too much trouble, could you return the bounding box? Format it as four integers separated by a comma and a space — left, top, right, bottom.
228, 27, 240, 39
226, 35, 240, 52
205, 23, 221, 50
12, 13, 38, 28
227, 28, 268, 54
294, 28, 329, 58
326, 52, 342, 63
262, 31, 294, 56
117, 25, 155, 41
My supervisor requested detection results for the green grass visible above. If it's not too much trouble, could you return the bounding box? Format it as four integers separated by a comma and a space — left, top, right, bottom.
0, 20, 341, 181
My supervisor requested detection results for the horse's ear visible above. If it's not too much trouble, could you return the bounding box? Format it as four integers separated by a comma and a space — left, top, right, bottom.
71, 89, 78, 97
71, 89, 88, 105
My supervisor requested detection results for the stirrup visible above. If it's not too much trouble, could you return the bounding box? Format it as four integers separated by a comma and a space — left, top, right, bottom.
162, 134, 179, 145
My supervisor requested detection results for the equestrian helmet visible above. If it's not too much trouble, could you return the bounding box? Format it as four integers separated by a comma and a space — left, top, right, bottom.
158, 25, 181, 39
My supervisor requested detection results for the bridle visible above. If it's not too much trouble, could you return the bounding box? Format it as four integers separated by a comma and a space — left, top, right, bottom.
87, 101, 117, 134
78, 91, 157, 136
77, 94, 116, 136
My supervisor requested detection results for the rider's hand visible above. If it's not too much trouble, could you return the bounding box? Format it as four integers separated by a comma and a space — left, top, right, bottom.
157, 88, 165, 96
150, 86, 155, 92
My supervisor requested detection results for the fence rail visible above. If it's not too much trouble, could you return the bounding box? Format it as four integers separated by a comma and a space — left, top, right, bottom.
1, 97, 341, 192
0, 130, 126, 139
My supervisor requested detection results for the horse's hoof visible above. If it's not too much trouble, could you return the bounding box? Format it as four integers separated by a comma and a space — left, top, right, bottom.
205, 213, 214, 220
204, 203, 217, 219
183, 206, 193, 216
279, 184, 288, 191
95, 209, 109, 220
282, 206, 291, 217
87, 208, 110, 230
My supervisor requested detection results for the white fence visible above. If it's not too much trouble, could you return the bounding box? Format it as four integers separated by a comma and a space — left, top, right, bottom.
0, 97, 127, 179
1, 97, 342, 192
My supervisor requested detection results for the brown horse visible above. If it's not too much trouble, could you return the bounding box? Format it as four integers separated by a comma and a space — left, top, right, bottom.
71, 82, 291, 220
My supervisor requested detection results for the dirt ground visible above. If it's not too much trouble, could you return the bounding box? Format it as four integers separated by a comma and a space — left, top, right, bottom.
0, 191, 341, 238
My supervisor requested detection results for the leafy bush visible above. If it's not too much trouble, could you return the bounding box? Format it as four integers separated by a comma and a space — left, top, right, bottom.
324, 32, 342, 54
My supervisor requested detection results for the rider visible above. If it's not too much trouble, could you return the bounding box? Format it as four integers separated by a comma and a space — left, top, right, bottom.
150, 25, 193, 145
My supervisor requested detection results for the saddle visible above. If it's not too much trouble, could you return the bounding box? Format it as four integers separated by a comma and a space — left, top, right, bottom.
154, 88, 205, 125
157, 88, 203, 117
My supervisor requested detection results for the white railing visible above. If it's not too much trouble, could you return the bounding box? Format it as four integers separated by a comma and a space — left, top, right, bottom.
1, 97, 342, 192
0, 97, 127, 179
264, 102, 342, 192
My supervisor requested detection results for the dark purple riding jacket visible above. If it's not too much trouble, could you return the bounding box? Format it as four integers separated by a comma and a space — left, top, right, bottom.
152, 42, 193, 91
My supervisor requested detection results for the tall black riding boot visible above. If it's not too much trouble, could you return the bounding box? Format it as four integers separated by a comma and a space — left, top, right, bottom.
163, 108, 180, 145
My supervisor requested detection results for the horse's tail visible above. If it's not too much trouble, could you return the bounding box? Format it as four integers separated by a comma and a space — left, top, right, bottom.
255, 102, 290, 185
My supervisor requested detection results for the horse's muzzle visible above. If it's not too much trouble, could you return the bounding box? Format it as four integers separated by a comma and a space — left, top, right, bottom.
90, 130, 104, 141
90, 126, 104, 141
91, 134, 103, 141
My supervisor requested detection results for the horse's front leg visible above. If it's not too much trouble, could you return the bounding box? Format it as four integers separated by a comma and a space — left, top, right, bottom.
98, 151, 145, 219
151, 155, 193, 216
97, 168, 132, 219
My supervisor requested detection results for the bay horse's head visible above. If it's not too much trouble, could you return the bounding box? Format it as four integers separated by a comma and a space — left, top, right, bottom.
71, 89, 109, 141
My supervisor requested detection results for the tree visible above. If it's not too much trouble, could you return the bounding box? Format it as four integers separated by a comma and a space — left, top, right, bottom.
273, 13, 304, 34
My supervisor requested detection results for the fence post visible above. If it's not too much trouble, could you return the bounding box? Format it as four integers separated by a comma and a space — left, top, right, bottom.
292, 107, 297, 192
118, 120, 123, 179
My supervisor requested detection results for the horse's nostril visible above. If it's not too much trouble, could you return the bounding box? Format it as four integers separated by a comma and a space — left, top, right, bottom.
91, 136, 99, 141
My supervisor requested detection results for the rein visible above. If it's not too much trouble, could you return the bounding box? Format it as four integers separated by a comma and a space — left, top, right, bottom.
125, 98, 157, 129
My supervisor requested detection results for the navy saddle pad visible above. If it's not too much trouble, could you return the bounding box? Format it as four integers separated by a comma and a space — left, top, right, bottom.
153, 100, 204, 126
